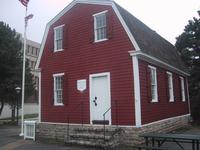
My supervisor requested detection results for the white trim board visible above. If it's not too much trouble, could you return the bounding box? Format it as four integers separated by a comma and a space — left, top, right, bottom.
129, 51, 190, 76
131, 56, 141, 127
89, 72, 112, 125
93, 10, 108, 16
35, 0, 141, 70
38, 71, 41, 123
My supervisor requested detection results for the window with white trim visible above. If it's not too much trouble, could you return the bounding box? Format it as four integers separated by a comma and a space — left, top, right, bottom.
149, 66, 158, 102
54, 25, 64, 51
53, 73, 64, 105
94, 11, 107, 42
167, 72, 174, 102
180, 77, 186, 102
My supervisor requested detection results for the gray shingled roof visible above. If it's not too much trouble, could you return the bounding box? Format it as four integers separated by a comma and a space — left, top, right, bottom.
115, 3, 188, 73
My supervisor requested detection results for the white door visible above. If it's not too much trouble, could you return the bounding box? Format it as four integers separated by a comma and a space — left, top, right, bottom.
90, 72, 111, 125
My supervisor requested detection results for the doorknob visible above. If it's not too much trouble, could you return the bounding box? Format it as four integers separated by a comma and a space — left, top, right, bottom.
93, 97, 97, 106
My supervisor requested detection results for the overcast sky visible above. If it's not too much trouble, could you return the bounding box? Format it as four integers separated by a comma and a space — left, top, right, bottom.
0, 0, 199, 44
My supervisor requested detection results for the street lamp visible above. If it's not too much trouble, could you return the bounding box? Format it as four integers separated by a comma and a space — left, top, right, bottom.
15, 86, 21, 125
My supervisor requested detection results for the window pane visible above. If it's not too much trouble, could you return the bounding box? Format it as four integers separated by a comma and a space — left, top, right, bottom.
56, 39, 62, 50
95, 13, 107, 41
149, 67, 157, 102
97, 29, 100, 40
168, 74, 172, 100
151, 70, 156, 84
54, 75, 63, 104
56, 27, 62, 40
56, 29, 59, 39
102, 15, 106, 26
151, 85, 156, 100
96, 16, 101, 27
54, 26, 63, 50
180, 78, 185, 101
101, 27, 106, 39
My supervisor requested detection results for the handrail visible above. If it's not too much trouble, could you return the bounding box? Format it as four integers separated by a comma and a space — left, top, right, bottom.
103, 100, 118, 142
67, 101, 84, 140
103, 109, 110, 142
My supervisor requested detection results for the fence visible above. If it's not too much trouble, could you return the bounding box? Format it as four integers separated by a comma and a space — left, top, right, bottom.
24, 120, 36, 141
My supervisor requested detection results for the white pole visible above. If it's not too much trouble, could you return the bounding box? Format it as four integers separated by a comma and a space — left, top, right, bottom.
20, 7, 28, 136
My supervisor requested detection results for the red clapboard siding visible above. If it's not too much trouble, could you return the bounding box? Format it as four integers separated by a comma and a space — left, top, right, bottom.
139, 60, 189, 124
40, 4, 135, 125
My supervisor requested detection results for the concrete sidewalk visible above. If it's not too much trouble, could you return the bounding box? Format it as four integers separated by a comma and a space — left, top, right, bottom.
0, 125, 102, 150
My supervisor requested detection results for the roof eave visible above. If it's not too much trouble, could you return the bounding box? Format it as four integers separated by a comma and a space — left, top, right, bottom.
129, 51, 190, 76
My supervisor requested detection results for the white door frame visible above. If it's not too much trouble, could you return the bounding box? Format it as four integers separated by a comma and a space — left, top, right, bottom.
89, 72, 112, 125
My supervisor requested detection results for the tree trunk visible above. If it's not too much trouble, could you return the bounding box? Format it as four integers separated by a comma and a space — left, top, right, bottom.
0, 99, 4, 116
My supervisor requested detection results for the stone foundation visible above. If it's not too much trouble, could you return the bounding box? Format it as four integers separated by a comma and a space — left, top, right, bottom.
36, 114, 190, 146
121, 114, 190, 145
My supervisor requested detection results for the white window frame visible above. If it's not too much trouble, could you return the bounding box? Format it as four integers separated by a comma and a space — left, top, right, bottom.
180, 77, 186, 102
148, 65, 158, 102
93, 10, 108, 43
167, 72, 174, 102
54, 24, 65, 52
53, 73, 64, 106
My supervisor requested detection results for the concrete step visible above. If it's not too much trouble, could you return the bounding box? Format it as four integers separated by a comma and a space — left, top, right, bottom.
74, 127, 116, 134
64, 127, 124, 148
69, 133, 111, 141
66, 138, 116, 148
66, 139, 105, 147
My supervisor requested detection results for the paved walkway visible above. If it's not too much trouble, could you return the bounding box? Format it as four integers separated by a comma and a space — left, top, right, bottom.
0, 125, 102, 150
0, 125, 200, 150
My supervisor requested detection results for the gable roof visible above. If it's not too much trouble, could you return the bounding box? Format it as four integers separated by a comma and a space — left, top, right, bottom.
36, 0, 188, 75
115, 3, 188, 74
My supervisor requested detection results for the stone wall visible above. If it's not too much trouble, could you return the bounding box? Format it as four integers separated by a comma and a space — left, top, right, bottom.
36, 114, 189, 146
121, 114, 189, 145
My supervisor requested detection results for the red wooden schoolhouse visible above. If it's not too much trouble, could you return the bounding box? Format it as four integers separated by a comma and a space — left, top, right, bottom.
35, 0, 190, 146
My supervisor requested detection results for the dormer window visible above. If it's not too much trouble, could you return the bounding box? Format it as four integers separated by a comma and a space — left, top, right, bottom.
54, 25, 64, 52
93, 10, 108, 42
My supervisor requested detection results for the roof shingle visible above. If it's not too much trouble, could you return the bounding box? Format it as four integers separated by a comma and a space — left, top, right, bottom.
115, 3, 188, 73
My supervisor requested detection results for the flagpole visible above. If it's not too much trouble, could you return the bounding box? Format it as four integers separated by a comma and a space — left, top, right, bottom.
20, 6, 28, 136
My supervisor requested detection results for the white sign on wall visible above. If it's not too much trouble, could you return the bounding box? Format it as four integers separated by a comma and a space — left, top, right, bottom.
77, 79, 86, 92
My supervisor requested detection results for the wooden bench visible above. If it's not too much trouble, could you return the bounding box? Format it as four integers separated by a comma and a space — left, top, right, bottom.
133, 145, 181, 150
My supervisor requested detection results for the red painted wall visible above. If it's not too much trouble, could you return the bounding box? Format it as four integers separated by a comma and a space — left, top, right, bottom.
139, 60, 189, 124
40, 4, 135, 125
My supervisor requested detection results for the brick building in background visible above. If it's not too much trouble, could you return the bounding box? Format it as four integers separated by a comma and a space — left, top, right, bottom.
18, 33, 40, 103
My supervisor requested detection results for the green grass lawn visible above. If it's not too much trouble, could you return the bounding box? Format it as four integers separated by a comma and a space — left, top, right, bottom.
0, 113, 38, 121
